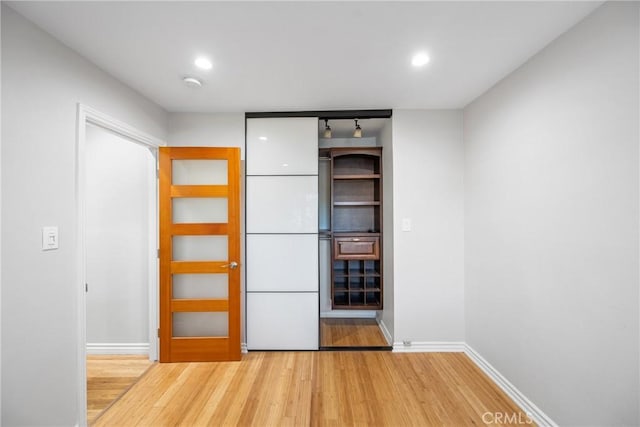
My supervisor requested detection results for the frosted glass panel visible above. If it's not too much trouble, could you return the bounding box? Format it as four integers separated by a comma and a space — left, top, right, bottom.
172, 160, 227, 185
173, 198, 228, 223
173, 236, 228, 261
246, 176, 318, 233
246, 118, 318, 175
247, 234, 318, 292
173, 274, 228, 299
173, 312, 228, 337
247, 292, 318, 350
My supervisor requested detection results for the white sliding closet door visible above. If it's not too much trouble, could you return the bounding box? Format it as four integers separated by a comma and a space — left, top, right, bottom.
247, 234, 318, 292
246, 176, 317, 233
246, 117, 318, 350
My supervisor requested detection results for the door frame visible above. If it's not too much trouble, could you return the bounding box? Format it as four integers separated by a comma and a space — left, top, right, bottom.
75, 104, 165, 425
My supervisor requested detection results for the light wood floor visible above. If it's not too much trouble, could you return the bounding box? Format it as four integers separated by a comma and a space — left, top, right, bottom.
94, 351, 532, 426
320, 318, 389, 347
87, 355, 154, 424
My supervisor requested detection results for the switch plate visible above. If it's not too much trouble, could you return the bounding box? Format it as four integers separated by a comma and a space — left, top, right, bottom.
42, 226, 59, 251
401, 218, 412, 232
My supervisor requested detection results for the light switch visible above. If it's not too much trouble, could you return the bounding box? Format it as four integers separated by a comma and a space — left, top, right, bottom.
401, 218, 412, 232
42, 226, 59, 251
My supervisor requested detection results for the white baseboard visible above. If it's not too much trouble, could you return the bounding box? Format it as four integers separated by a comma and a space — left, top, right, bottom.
392, 341, 465, 352
377, 319, 393, 346
464, 344, 557, 427
241, 343, 248, 353
86, 342, 149, 355
321, 310, 377, 319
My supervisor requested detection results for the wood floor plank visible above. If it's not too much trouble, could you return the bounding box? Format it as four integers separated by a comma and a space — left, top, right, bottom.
93, 351, 536, 427
320, 318, 389, 347
86, 355, 153, 425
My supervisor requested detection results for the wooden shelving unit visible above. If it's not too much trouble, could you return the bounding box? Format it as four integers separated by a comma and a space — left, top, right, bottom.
323, 147, 383, 310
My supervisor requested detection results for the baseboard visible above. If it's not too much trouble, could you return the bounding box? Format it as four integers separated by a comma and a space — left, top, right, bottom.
86, 342, 149, 355
392, 341, 465, 352
241, 343, 248, 353
377, 319, 393, 346
321, 310, 377, 319
464, 344, 557, 427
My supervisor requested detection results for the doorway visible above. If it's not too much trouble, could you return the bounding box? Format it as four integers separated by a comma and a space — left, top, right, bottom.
243, 111, 394, 351
77, 105, 163, 425
317, 117, 393, 349
85, 124, 154, 356
84, 123, 156, 422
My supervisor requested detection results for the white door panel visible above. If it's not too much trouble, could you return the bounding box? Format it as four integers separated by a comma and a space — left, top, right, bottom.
246, 117, 318, 175
246, 292, 318, 350
246, 176, 318, 233
247, 234, 318, 292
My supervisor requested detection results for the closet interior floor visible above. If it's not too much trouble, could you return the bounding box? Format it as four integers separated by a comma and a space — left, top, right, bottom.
320, 318, 389, 347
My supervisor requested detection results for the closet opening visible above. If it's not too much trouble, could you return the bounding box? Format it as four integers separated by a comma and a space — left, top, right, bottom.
244, 109, 393, 352
318, 116, 393, 350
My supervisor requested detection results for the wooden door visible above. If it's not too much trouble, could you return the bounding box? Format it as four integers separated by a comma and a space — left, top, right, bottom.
159, 147, 241, 362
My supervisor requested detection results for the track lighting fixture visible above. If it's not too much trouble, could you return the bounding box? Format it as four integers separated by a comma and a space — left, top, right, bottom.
323, 119, 332, 139
353, 119, 362, 138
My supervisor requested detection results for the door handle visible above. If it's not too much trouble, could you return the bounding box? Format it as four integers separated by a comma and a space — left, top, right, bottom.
222, 261, 239, 270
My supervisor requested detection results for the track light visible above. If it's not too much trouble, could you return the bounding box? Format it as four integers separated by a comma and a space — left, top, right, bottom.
323, 119, 332, 139
353, 119, 362, 138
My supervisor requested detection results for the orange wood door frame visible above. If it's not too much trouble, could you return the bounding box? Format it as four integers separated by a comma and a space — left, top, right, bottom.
159, 147, 241, 362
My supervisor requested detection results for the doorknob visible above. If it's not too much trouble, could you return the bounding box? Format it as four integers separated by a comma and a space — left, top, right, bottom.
223, 261, 239, 269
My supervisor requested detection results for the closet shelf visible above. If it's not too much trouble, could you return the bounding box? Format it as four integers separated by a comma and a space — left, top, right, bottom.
328, 148, 383, 310
333, 273, 381, 278
334, 201, 380, 206
333, 174, 381, 180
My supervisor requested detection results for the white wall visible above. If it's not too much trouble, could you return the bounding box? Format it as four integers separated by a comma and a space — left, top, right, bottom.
391, 110, 465, 345
379, 119, 394, 342
85, 124, 152, 347
167, 113, 245, 158
1, 5, 167, 425
464, 2, 639, 425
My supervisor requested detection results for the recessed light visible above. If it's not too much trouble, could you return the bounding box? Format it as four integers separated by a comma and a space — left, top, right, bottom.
259, 136, 268, 141
183, 77, 202, 87
194, 57, 212, 70
411, 52, 430, 67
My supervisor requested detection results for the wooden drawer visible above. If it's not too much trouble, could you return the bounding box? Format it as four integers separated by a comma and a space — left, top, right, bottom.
334, 236, 379, 260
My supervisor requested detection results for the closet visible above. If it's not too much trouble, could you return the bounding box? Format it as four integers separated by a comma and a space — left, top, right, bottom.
317, 115, 391, 349
323, 148, 383, 309
245, 112, 392, 350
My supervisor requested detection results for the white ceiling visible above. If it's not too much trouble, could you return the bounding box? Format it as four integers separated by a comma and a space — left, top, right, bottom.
7, 1, 602, 113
